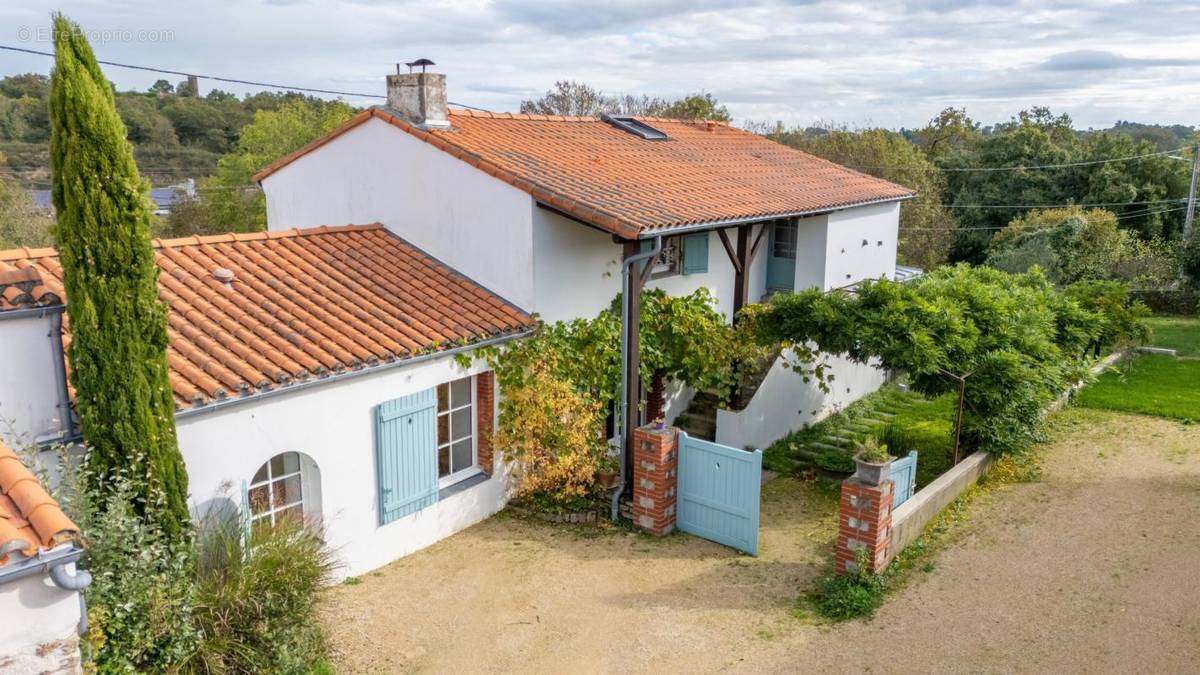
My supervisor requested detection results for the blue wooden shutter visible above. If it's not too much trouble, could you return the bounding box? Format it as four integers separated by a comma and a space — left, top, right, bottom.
682, 233, 708, 274
375, 388, 439, 525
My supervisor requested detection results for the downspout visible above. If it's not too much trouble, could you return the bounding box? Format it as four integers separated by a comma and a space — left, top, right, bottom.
49, 562, 93, 636
611, 236, 662, 522
47, 309, 76, 441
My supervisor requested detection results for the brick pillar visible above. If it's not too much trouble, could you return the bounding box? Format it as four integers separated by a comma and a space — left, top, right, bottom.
631, 425, 678, 536
836, 478, 894, 575
476, 371, 495, 475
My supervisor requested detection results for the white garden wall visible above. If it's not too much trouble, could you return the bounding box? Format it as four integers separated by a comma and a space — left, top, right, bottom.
0, 560, 83, 674
176, 352, 505, 578
260, 117, 536, 310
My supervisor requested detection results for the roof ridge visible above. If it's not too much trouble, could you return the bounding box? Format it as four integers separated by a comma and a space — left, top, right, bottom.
447, 109, 732, 126
0, 246, 57, 263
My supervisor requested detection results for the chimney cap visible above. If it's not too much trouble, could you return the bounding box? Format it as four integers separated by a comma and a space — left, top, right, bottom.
212, 267, 235, 284
404, 58, 436, 73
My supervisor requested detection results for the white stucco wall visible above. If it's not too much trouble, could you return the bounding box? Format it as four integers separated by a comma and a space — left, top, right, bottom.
531, 208, 769, 324
716, 351, 887, 451
176, 352, 507, 578
0, 313, 64, 446
822, 202, 901, 290
260, 117, 536, 310
0, 560, 82, 674
715, 202, 901, 450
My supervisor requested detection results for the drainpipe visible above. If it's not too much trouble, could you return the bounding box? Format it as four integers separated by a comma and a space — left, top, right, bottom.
49, 562, 93, 636
47, 309, 76, 441
611, 236, 662, 522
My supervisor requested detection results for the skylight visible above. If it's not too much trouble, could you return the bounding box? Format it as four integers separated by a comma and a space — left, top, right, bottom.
601, 114, 669, 141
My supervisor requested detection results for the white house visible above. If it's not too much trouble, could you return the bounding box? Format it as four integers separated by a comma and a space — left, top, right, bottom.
253, 70, 915, 450
0, 438, 89, 675
0, 225, 535, 577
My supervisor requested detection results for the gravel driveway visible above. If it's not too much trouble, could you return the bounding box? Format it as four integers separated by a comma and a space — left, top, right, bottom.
322, 408, 1200, 673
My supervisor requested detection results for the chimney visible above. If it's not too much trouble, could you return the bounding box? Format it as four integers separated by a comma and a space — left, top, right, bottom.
386, 63, 449, 129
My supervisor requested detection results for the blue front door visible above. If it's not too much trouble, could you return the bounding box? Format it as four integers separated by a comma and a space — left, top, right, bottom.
766, 220, 797, 291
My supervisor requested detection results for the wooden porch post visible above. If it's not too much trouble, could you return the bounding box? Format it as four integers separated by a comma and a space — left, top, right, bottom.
623, 239, 644, 488
732, 224, 752, 322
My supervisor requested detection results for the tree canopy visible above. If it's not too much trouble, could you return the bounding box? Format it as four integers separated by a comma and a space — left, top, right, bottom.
520, 80, 731, 121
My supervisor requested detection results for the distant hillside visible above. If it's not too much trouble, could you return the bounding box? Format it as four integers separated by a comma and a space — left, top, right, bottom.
0, 73, 340, 187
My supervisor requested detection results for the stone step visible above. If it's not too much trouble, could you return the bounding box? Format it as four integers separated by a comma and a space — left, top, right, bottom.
808, 441, 845, 453
823, 435, 855, 447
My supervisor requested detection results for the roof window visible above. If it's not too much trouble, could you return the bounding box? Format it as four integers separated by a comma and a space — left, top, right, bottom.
601, 114, 669, 141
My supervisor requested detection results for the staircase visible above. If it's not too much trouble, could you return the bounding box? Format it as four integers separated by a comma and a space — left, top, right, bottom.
786, 388, 919, 469
674, 391, 721, 441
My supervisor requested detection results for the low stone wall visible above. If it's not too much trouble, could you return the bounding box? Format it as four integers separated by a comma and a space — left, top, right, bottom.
888, 451, 993, 560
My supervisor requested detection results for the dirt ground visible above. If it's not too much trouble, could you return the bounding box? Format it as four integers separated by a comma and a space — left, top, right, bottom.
321, 409, 1200, 673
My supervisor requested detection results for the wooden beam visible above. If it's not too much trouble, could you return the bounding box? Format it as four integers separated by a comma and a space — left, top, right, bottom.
733, 224, 751, 319
640, 247, 657, 284
623, 240, 644, 490
749, 221, 770, 261
717, 228, 742, 274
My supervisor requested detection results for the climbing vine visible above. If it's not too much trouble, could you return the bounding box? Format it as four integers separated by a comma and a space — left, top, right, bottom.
754, 265, 1144, 456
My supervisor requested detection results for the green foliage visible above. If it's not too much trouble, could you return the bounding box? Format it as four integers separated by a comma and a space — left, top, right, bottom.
188, 512, 335, 674
202, 99, 355, 232
1064, 280, 1151, 350
770, 126, 955, 269
47, 450, 199, 671
938, 108, 1190, 262
29, 440, 334, 673
987, 207, 1177, 287
812, 551, 884, 621
854, 436, 891, 463
755, 265, 1122, 455
0, 173, 54, 247
1182, 230, 1200, 289
812, 447, 854, 473
49, 14, 189, 533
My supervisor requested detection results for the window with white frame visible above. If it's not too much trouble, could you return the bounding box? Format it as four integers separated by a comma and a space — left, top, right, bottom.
248, 451, 308, 535
437, 376, 476, 483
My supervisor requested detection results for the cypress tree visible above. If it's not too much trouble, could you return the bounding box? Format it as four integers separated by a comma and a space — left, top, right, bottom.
49, 14, 189, 534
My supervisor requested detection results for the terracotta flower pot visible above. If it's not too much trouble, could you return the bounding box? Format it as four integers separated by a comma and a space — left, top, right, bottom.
597, 470, 619, 490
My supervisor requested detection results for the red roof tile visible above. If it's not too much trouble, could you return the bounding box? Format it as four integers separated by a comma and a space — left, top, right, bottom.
0, 224, 534, 409
0, 438, 79, 567
254, 108, 915, 239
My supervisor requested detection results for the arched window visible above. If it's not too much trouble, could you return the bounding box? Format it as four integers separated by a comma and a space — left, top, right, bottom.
248, 452, 321, 534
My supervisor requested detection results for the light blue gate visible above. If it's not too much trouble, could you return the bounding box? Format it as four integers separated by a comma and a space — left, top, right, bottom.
677, 432, 762, 556
890, 451, 918, 509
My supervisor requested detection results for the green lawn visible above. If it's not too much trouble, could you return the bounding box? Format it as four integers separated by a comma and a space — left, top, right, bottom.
1075, 354, 1200, 421
886, 394, 955, 489
1145, 316, 1200, 357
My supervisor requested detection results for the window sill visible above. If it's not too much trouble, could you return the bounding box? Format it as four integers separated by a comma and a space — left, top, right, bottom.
438, 470, 489, 500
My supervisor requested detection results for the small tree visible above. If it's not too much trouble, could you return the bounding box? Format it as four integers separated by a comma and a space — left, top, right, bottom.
49, 14, 189, 533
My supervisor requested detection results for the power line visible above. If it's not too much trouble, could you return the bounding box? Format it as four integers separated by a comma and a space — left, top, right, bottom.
935, 198, 1185, 209
899, 205, 1188, 231
0, 43, 486, 110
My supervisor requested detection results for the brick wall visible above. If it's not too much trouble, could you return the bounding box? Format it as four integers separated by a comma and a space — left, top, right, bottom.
836, 478, 893, 574
631, 425, 678, 536
476, 372, 495, 475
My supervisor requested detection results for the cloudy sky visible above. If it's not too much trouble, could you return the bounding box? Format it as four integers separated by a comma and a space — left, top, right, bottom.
3, 1, 1199, 129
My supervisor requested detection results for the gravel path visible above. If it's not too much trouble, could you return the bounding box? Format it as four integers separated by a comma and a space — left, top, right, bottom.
321, 409, 1200, 673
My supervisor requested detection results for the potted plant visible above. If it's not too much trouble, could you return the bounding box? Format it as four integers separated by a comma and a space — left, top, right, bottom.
813, 448, 855, 481
853, 436, 894, 486
595, 453, 620, 491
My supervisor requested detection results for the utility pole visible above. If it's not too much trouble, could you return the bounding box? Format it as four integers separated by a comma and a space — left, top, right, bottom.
1184, 142, 1199, 242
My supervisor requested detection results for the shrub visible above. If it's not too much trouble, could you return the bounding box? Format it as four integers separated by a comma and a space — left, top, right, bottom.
854, 436, 891, 464
492, 359, 608, 507
813, 448, 854, 473
29, 442, 334, 672
187, 511, 334, 674
61, 454, 199, 670
813, 551, 884, 621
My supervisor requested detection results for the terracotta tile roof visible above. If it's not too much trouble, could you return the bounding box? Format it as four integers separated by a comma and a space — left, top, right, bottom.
0, 224, 534, 409
254, 108, 915, 239
0, 438, 80, 567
